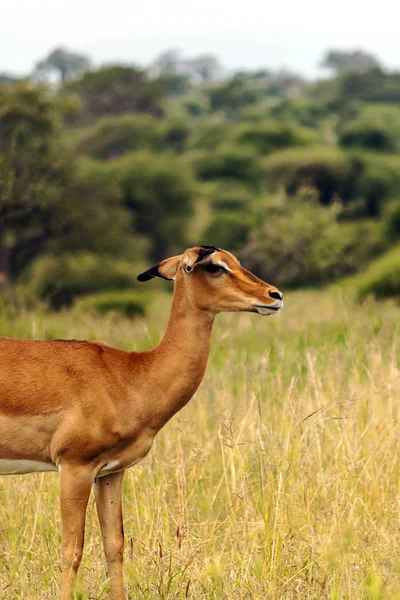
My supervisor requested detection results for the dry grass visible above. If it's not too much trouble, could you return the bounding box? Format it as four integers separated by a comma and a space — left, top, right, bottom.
0, 288, 399, 599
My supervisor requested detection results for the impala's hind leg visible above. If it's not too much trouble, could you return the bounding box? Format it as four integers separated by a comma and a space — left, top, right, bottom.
59, 464, 94, 599
94, 470, 125, 600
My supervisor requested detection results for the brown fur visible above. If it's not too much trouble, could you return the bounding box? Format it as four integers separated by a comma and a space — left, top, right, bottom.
0, 246, 282, 599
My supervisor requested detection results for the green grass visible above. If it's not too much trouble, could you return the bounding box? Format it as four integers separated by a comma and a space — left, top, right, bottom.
0, 289, 400, 599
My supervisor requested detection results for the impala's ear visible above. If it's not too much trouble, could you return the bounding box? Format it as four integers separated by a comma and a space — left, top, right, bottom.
181, 246, 218, 273
137, 255, 181, 282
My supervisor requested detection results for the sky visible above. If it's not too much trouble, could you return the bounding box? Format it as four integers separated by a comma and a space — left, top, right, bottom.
1, 0, 398, 78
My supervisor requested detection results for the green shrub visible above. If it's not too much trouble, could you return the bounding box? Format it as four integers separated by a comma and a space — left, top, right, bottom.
339, 123, 395, 152
355, 245, 400, 300
20, 253, 141, 309
162, 118, 191, 152
111, 151, 196, 260
209, 182, 255, 212
263, 147, 400, 215
262, 147, 354, 205
73, 114, 163, 159
338, 105, 400, 152
240, 198, 386, 287
191, 122, 230, 150
235, 122, 318, 155
75, 290, 147, 317
383, 200, 400, 243
195, 145, 262, 186
202, 211, 255, 252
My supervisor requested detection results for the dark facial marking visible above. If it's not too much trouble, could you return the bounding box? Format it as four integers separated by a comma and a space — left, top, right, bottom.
203, 263, 227, 274
194, 247, 218, 265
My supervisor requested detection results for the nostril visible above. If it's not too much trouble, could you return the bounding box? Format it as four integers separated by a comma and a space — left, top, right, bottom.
269, 290, 282, 301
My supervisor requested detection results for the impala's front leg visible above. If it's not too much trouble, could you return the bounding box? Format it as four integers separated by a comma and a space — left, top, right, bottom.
94, 470, 125, 600
60, 463, 94, 599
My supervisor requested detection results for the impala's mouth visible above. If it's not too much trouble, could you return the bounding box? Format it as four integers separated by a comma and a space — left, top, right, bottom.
252, 302, 283, 315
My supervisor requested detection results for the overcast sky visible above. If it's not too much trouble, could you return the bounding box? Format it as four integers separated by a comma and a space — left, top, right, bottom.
1, 0, 397, 78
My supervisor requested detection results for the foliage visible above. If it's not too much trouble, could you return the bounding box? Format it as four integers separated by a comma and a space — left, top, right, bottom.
320, 49, 381, 74
34, 47, 91, 83
162, 117, 192, 152
0, 84, 133, 287
3, 47, 400, 301
195, 145, 262, 186
111, 152, 196, 260
66, 65, 165, 121
338, 105, 400, 152
241, 195, 385, 287
73, 114, 164, 159
75, 290, 147, 317
262, 147, 354, 205
262, 147, 400, 216
202, 211, 255, 252
234, 122, 318, 154
21, 253, 140, 309
0, 84, 69, 283
383, 200, 400, 243
208, 75, 261, 113
354, 245, 400, 300
209, 181, 255, 212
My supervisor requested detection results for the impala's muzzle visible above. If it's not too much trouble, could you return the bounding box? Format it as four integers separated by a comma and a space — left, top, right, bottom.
252, 299, 283, 315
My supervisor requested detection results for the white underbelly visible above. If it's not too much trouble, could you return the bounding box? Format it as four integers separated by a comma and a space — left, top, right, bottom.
0, 459, 58, 475
97, 457, 143, 477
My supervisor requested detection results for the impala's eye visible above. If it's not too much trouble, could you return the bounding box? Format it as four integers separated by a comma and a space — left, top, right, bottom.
204, 263, 226, 274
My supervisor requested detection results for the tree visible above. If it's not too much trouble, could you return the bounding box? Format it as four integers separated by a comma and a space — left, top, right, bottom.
67, 65, 165, 121
0, 85, 131, 287
34, 47, 91, 83
151, 49, 183, 75
208, 74, 260, 113
111, 152, 196, 260
320, 49, 381, 75
185, 54, 221, 81
0, 84, 66, 286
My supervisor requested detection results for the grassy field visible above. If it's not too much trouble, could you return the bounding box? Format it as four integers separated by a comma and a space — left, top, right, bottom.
0, 288, 399, 599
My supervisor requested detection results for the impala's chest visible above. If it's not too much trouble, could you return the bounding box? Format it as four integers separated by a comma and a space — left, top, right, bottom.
96, 432, 154, 477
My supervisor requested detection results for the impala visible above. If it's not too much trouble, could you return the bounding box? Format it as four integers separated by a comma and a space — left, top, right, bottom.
0, 245, 283, 599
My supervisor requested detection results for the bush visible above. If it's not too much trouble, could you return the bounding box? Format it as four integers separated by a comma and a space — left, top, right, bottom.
162, 118, 192, 153
195, 145, 262, 186
73, 114, 163, 159
20, 253, 141, 309
355, 245, 400, 300
235, 122, 318, 155
76, 290, 147, 317
262, 147, 400, 215
209, 182, 255, 212
240, 198, 386, 287
338, 105, 400, 152
111, 151, 196, 260
339, 123, 395, 152
202, 211, 255, 252
262, 147, 354, 205
383, 200, 400, 243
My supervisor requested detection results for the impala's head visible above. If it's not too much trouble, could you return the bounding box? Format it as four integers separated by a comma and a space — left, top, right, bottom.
138, 245, 283, 316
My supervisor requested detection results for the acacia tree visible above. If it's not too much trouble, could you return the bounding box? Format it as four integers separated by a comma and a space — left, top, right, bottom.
34, 47, 91, 83
0, 84, 130, 288
320, 49, 381, 75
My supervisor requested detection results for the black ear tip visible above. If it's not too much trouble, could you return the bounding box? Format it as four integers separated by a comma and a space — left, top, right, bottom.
137, 267, 157, 282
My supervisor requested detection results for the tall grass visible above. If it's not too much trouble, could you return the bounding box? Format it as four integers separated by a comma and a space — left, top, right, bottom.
0, 289, 399, 599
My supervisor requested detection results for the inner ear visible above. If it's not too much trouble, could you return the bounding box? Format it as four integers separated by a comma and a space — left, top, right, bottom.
181, 247, 217, 273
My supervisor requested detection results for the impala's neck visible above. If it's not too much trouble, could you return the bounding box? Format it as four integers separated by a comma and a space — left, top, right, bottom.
144, 275, 215, 429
